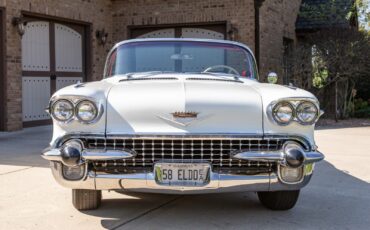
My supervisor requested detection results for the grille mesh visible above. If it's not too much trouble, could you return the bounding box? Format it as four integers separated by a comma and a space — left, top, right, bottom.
84, 137, 286, 174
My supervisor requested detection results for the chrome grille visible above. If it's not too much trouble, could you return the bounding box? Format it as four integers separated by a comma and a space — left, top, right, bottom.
85, 137, 286, 174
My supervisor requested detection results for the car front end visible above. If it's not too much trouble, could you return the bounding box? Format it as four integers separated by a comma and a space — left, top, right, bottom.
42, 38, 324, 210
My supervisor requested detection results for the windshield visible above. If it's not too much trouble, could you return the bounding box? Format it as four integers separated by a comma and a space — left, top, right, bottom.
105, 41, 257, 79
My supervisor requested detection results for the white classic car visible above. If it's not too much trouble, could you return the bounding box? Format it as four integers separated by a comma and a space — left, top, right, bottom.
42, 38, 324, 211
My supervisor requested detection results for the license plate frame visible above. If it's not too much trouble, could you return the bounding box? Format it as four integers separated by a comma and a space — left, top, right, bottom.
154, 162, 211, 186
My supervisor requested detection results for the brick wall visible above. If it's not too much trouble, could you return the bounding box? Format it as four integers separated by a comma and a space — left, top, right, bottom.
111, 0, 255, 51
0, 0, 303, 131
259, 0, 302, 82
0, 0, 113, 131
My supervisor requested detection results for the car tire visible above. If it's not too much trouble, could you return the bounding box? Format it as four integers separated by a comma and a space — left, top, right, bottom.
257, 190, 300, 210
72, 189, 102, 210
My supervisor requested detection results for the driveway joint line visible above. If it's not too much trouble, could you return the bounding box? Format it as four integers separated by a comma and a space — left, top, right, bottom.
0, 166, 34, 176
109, 195, 183, 230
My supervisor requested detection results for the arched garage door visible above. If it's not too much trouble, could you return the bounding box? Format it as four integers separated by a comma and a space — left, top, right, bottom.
131, 24, 226, 40
21, 20, 85, 126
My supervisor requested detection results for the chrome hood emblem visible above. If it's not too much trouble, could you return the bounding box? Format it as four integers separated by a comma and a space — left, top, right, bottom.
172, 111, 198, 119
158, 111, 210, 127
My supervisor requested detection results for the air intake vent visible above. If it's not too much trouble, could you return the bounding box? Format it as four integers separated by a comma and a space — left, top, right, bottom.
120, 77, 178, 82
186, 78, 243, 83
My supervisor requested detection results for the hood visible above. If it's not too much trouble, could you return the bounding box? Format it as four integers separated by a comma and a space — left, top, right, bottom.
105, 74, 263, 135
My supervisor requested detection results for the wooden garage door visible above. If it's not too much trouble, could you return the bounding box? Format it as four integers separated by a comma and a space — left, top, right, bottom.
130, 23, 226, 40
21, 20, 85, 126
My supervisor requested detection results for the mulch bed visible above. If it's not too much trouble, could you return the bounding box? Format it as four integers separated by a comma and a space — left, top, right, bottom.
316, 118, 370, 128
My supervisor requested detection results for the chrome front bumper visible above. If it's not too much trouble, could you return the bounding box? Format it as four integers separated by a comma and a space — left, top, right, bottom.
50, 162, 313, 194
43, 134, 324, 194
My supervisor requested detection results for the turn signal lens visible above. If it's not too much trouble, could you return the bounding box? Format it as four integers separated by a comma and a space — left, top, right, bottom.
279, 166, 304, 183
51, 99, 74, 122
76, 100, 98, 123
296, 101, 318, 124
62, 164, 85, 181
272, 102, 294, 124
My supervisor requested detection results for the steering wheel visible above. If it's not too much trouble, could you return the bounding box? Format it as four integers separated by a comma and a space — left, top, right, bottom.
202, 65, 240, 76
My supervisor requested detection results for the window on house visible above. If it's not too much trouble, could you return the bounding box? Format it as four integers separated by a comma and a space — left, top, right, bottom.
283, 37, 294, 85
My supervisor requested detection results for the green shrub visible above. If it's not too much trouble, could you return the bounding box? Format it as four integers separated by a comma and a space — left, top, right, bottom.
354, 107, 370, 118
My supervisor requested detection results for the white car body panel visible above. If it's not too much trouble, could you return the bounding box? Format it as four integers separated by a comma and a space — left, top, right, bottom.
106, 75, 263, 135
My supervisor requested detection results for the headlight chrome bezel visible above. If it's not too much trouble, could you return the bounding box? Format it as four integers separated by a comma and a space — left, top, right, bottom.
50, 99, 75, 122
269, 98, 320, 126
49, 96, 103, 125
271, 101, 295, 125
296, 101, 319, 125
75, 100, 99, 124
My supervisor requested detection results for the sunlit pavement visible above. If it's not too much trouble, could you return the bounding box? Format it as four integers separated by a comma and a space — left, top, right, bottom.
0, 125, 369, 230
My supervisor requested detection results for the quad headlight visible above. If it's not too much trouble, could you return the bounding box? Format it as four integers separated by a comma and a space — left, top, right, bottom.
270, 99, 320, 126
76, 100, 98, 123
296, 101, 318, 124
272, 102, 294, 125
51, 99, 74, 122
50, 98, 101, 124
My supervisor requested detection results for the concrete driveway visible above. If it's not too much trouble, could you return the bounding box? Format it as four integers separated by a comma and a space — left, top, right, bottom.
0, 125, 369, 230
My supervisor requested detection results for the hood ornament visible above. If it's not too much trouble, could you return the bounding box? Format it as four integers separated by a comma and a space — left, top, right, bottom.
171, 111, 198, 119
158, 111, 210, 127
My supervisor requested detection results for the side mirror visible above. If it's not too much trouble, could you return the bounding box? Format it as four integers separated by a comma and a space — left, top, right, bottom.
267, 72, 278, 84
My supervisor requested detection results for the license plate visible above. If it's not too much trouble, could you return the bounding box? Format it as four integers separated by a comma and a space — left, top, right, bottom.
154, 163, 211, 186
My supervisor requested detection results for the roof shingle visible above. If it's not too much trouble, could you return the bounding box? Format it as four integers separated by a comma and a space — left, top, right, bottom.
296, 0, 355, 31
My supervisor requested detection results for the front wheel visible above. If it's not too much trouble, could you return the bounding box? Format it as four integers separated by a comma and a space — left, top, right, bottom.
72, 189, 102, 210
257, 190, 300, 210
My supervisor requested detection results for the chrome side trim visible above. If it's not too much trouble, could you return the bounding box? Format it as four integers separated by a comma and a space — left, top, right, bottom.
231, 150, 324, 164
232, 151, 284, 162
82, 149, 136, 161
42, 148, 135, 161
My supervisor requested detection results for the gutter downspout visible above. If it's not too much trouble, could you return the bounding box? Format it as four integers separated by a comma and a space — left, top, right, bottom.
254, 0, 265, 71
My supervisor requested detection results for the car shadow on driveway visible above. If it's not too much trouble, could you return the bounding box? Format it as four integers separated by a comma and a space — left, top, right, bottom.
78, 161, 370, 230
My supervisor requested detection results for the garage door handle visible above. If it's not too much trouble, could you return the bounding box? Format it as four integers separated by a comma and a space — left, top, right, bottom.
50, 74, 57, 80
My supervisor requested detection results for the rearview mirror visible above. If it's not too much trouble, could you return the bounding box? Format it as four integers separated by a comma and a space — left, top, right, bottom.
267, 72, 278, 84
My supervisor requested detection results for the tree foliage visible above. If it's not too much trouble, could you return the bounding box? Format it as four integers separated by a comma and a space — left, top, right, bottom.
291, 28, 369, 119
293, 0, 370, 119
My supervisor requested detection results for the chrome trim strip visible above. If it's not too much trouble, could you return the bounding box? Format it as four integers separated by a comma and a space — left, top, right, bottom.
232, 150, 324, 164
232, 151, 284, 162
42, 148, 136, 161
82, 149, 136, 161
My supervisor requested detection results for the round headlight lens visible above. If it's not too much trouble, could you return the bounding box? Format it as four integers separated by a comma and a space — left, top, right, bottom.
272, 102, 294, 124
76, 100, 98, 122
296, 102, 318, 124
51, 99, 74, 121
